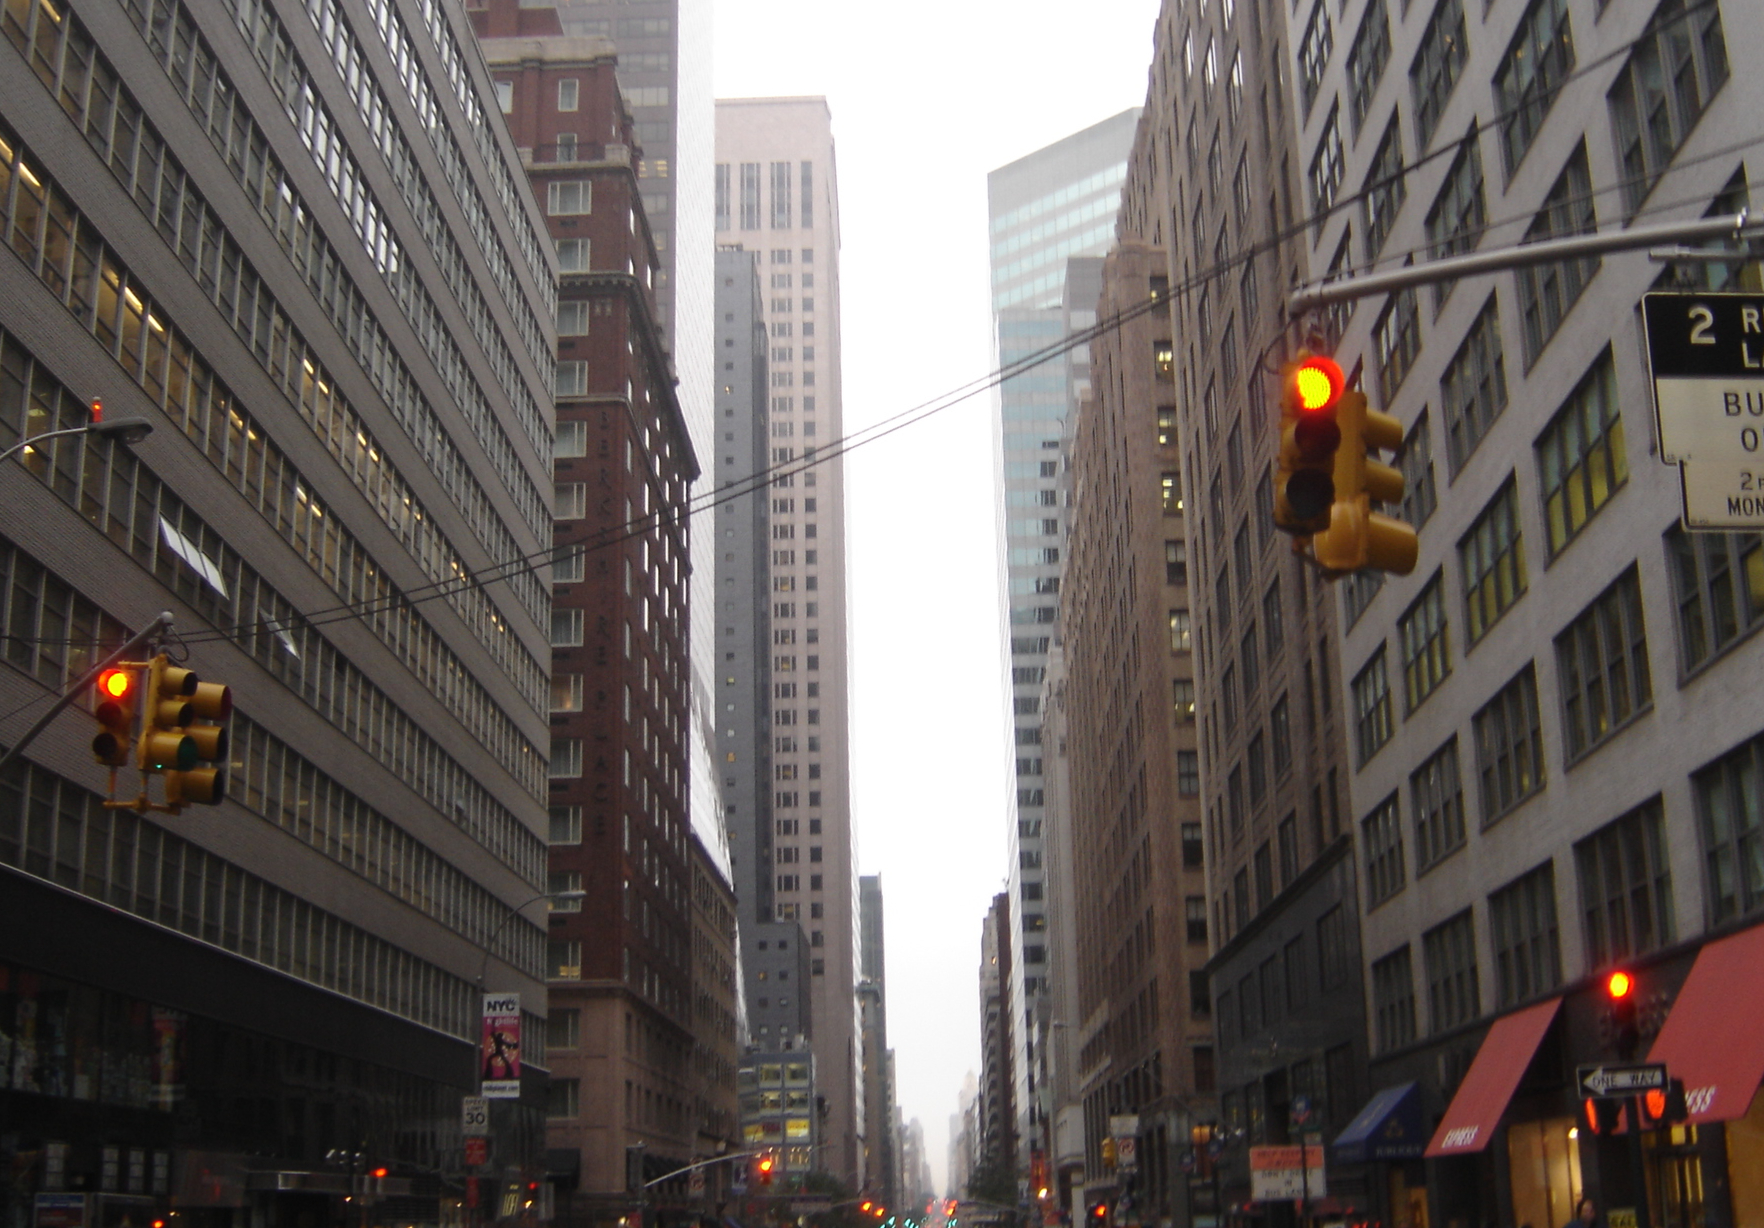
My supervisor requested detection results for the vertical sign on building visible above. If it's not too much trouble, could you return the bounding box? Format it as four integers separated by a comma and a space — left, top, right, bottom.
480, 993, 522, 1098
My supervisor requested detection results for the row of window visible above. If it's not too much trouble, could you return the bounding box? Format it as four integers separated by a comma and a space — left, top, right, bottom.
714, 162, 818, 233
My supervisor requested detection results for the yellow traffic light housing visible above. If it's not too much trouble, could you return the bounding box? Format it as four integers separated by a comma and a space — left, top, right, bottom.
1274, 354, 1345, 536
91, 667, 139, 766
136, 657, 231, 810
1313, 390, 1419, 576
139, 658, 197, 775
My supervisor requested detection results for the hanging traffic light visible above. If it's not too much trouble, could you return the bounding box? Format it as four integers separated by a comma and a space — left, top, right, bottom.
1274, 353, 1345, 536
91, 667, 140, 766
1312, 385, 1418, 576
755, 1151, 776, 1187
1607, 968, 1640, 1060
137, 658, 231, 811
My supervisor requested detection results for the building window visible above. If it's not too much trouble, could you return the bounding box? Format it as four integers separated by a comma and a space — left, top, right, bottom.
1575, 797, 1675, 969
1319, 905, 1351, 989
550, 806, 583, 844
1517, 165, 1600, 373
1411, 737, 1466, 872
557, 79, 580, 112
1489, 861, 1562, 1009
554, 482, 586, 520
547, 180, 591, 215
1277, 813, 1298, 885
1398, 571, 1451, 713
1298, 1, 1333, 114
1187, 896, 1208, 943
1351, 646, 1394, 766
1346, 0, 1391, 136
1285, 934, 1310, 1011
1271, 694, 1292, 775
740, 163, 761, 229
1693, 735, 1764, 923
551, 609, 584, 647
1309, 107, 1346, 232
557, 238, 590, 272
1178, 750, 1201, 796
547, 1009, 580, 1050
715, 163, 731, 230
549, 738, 582, 779
1161, 470, 1183, 514
557, 301, 589, 337
1424, 134, 1488, 307
1411, 0, 1468, 150
1556, 565, 1652, 764
495, 80, 513, 112
1166, 539, 1188, 584
1537, 349, 1627, 557
1371, 945, 1417, 1053
1183, 822, 1204, 868
1362, 117, 1407, 260
1667, 527, 1764, 674
1170, 610, 1193, 652
1423, 909, 1480, 1033
1608, 0, 1729, 215
1174, 680, 1196, 722
1248, 732, 1268, 804
770, 161, 792, 229
1397, 412, 1437, 529
548, 871, 583, 911
548, 939, 582, 980
1474, 663, 1546, 824
1494, 0, 1574, 172
556, 361, 588, 397
1363, 792, 1406, 907
1460, 476, 1527, 643
551, 674, 583, 713
1374, 286, 1421, 406
553, 544, 583, 584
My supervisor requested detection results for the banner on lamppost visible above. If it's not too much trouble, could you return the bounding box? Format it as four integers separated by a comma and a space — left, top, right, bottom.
480, 993, 522, 1099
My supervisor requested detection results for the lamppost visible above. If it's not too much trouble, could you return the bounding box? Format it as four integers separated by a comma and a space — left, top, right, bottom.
0, 413, 153, 464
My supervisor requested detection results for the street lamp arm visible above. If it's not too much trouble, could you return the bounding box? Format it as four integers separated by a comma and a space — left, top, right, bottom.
641, 1150, 762, 1188
0, 418, 154, 465
476, 889, 585, 989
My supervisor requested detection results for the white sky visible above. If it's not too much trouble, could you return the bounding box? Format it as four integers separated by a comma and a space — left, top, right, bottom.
711, 0, 1162, 1197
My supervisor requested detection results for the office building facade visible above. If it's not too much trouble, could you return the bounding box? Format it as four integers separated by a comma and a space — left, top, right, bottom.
985, 108, 1140, 1185
1282, 0, 1764, 1220
472, 5, 714, 1213
714, 95, 861, 1188
0, 0, 557, 1219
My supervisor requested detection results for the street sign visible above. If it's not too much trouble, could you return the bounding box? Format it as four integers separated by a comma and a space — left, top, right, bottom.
1108, 1114, 1140, 1137
1116, 1136, 1139, 1171
464, 1136, 488, 1167
1644, 293, 1764, 528
462, 1095, 490, 1137
1247, 1146, 1324, 1202
1289, 1094, 1312, 1125
1578, 1062, 1668, 1098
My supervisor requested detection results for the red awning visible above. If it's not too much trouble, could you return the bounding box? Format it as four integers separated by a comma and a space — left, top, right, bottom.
1646, 921, 1764, 1124
1424, 996, 1562, 1157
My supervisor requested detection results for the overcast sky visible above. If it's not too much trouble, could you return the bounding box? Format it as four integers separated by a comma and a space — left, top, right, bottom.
711, 0, 1163, 1196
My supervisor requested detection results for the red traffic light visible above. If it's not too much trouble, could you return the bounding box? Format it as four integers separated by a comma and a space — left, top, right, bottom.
371, 1167, 388, 1179
1607, 969, 1634, 1000
99, 669, 133, 700
757, 1156, 775, 1174
1292, 355, 1345, 413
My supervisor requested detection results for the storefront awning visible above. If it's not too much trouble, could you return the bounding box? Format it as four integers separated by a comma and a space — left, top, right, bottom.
1646, 920, 1764, 1124
1332, 1081, 1426, 1163
1424, 995, 1562, 1157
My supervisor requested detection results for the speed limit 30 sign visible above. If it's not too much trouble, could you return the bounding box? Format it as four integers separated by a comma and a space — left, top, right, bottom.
1644, 292, 1764, 528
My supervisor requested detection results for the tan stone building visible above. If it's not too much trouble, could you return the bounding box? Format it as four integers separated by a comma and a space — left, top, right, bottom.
1061, 243, 1214, 1222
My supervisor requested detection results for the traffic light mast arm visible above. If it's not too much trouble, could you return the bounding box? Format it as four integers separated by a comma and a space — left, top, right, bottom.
0, 610, 174, 777
640, 1150, 763, 1188
1289, 212, 1748, 315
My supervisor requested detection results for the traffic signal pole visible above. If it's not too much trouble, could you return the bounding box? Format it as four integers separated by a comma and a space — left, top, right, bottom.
0, 610, 174, 777
1287, 212, 1750, 315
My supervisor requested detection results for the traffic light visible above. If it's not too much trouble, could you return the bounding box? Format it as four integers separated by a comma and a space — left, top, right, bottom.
1312, 385, 1418, 576
1607, 968, 1640, 1060
755, 1151, 775, 1187
139, 658, 231, 809
1101, 1136, 1117, 1169
1636, 1079, 1693, 1129
91, 667, 139, 766
1274, 353, 1345, 536
1089, 1202, 1108, 1226
1583, 1096, 1624, 1135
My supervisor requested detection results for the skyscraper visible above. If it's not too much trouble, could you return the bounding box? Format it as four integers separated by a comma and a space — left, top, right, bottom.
985, 108, 1138, 1179
0, 0, 555, 1217
714, 96, 862, 1187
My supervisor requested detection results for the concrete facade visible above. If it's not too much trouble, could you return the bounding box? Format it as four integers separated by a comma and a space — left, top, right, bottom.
0, 0, 556, 1217
714, 96, 862, 1188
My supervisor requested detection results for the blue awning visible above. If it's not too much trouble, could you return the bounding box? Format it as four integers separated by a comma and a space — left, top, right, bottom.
1331, 1081, 1426, 1163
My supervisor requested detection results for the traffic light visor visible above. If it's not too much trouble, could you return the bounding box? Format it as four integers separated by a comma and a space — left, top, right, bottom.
1293, 356, 1345, 412
1608, 970, 1634, 999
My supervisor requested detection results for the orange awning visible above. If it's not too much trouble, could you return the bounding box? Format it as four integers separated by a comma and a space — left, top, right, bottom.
1646, 921, 1764, 1124
1424, 996, 1562, 1157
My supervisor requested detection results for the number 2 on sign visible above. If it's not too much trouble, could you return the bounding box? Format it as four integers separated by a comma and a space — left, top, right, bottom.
1690, 305, 1716, 345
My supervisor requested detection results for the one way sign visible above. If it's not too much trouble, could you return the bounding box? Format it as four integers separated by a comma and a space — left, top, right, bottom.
1578, 1063, 1667, 1098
